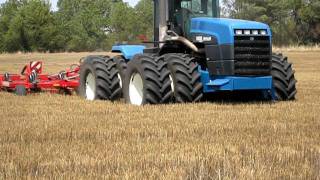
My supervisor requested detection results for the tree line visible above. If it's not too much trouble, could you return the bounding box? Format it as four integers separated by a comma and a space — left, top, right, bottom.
0, 0, 152, 52
222, 0, 320, 45
0, 0, 319, 53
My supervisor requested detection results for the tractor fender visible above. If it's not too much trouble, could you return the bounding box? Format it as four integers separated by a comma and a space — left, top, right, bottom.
111, 45, 146, 61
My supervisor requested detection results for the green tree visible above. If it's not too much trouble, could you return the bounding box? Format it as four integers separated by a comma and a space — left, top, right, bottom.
0, 0, 23, 52
107, 1, 137, 45
222, 0, 319, 45
57, 0, 112, 51
0, 0, 63, 52
292, 0, 320, 44
134, 0, 153, 41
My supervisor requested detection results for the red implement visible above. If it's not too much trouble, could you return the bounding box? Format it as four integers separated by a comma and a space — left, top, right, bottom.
0, 61, 80, 96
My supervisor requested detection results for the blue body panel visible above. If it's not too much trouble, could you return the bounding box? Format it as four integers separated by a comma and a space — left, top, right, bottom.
111, 18, 274, 97
199, 69, 273, 93
191, 18, 274, 95
112, 45, 145, 60
190, 18, 272, 45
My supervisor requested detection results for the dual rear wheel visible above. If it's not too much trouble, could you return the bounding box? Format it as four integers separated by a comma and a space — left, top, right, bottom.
79, 56, 122, 101
123, 53, 203, 105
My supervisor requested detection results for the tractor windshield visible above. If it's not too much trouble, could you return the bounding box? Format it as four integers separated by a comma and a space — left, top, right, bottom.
180, 0, 216, 17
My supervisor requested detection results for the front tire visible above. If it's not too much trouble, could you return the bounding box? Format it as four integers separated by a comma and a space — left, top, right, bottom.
165, 53, 203, 103
79, 56, 121, 101
271, 53, 297, 101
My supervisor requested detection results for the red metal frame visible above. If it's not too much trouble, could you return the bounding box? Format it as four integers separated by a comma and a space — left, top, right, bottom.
0, 61, 80, 95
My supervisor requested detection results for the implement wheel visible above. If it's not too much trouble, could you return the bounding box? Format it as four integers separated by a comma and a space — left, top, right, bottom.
79, 56, 121, 101
271, 53, 297, 101
165, 53, 203, 103
15, 85, 27, 96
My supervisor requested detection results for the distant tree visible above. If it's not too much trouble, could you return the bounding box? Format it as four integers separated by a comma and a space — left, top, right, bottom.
134, 0, 153, 41
0, 0, 62, 52
0, 0, 318, 53
222, 0, 319, 46
57, 0, 112, 51
107, 1, 137, 45
0, 0, 23, 52
292, 0, 320, 44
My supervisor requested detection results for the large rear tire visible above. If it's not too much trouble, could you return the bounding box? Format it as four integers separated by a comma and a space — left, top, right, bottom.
79, 56, 121, 101
113, 55, 127, 92
123, 54, 171, 105
271, 53, 297, 101
165, 53, 203, 103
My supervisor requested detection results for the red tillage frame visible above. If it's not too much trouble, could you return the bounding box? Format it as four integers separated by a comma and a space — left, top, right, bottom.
0, 61, 80, 95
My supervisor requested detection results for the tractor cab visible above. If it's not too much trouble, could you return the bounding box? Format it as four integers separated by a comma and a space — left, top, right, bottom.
154, 0, 219, 43
168, 0, 219, 38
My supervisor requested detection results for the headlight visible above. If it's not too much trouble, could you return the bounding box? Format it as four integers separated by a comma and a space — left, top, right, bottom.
252, 30, 259, 35
260, 30, 267, 35
235, 30, 243, 35
244, 30, 251, 35
196, 36, 203, 42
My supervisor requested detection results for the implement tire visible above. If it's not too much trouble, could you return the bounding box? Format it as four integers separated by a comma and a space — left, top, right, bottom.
15, 85, 27, 96
271, 53, 297, 101
79, 56, 121, 101
165, 53, 203, 103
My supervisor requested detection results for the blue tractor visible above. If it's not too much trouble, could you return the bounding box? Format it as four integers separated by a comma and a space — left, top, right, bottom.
78, 0, 297, 105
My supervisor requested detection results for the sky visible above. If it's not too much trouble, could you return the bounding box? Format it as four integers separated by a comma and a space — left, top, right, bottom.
0, 0, 140, 11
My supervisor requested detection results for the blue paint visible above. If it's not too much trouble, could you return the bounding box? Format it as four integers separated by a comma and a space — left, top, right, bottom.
206, 79, 230, 86
112, 45, 146, 60
199, 69, 273, 93
190, 18, 273, 94
190, 17, 272, 45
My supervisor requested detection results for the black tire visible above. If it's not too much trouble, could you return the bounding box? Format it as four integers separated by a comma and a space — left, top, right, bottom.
15, 85, 27, 96
79, 56, 121, 101
165, 53, 203, 103
156, 56, 172, 103
272, 53, 297, 101
113, 56, 127, 95
123, 54, 171, 105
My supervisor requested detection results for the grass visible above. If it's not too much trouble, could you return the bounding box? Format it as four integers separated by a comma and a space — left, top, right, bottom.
273, 45, 320, 52
0, 51, 319, 179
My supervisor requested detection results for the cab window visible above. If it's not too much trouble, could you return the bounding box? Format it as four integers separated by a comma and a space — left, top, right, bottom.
180, 0, 214, 17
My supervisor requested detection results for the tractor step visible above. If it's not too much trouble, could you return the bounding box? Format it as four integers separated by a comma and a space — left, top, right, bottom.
201, 69, 273, 93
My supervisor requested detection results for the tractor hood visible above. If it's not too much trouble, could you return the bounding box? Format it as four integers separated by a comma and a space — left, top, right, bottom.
190, 17, 272, 45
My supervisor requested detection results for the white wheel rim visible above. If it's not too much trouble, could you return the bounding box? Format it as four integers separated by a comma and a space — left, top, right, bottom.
118, 73, 123, 88
169, 74, 175, 93
129, 73, 144, 105
85, 72, 96, 100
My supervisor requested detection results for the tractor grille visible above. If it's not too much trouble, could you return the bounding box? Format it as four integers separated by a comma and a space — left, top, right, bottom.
234, 36, 271, 76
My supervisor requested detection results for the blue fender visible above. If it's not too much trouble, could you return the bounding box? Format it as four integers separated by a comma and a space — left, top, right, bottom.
111, 45, 146, 60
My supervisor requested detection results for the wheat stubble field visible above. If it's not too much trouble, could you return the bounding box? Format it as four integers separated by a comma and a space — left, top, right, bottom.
0, 51, 319, 179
